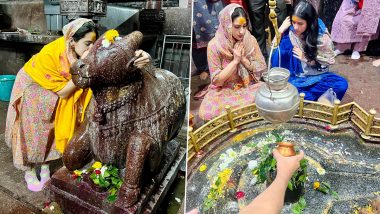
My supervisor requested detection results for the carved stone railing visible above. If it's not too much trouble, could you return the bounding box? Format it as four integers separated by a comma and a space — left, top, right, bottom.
188, 93, 379, 162
60, 0, 106, 20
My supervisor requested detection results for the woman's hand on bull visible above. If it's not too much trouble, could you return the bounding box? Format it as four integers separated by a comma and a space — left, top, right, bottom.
134, 50, 151, 69
292, 47, 307, 62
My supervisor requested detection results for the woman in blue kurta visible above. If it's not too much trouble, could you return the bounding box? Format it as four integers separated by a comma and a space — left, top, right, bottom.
271, 1, 348, 101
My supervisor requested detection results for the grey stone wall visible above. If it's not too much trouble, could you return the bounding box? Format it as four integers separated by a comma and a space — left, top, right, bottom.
0, 1, 46, 33
0, 42, 43, 75
0, 0, 191, 76
163, 8, 192, 35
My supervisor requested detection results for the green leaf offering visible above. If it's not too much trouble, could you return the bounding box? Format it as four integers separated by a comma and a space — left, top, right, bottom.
291, 197, 306, 214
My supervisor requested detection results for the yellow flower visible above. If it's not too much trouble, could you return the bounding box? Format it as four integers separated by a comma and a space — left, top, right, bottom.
365, 205, 373, 212
104, 29, 119, 43
216, 168, 233, 195
218, 168, 232, 181
199, 164, 207, 172
74, 170, 82, 176
92, 161, 102, 169
313, 181, 320, 190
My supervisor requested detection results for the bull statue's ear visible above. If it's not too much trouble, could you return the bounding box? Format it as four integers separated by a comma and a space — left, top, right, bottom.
120, 31, 143, 52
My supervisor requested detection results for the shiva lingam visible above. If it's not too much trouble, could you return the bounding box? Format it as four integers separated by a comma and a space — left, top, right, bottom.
267, 134, 304, 203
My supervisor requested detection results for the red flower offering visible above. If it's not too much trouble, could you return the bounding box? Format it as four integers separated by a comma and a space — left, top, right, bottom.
324, 125, 331, 131
95, 169, 101, 175
236, 191, 245, 200
72, 174, 78, 179
44, 201, 51, 208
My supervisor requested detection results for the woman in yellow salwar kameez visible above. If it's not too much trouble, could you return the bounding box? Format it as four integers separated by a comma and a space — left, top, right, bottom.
5, 19, 150, 192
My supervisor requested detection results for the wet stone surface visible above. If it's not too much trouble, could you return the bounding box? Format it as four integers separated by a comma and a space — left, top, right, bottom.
186, 123, 380, 213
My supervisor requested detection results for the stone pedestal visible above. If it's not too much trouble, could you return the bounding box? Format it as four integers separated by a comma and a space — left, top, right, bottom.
45, 140, 185, 214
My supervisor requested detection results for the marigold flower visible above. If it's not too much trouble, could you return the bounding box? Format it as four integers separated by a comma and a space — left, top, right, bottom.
92, 161, 102, 169
104, 29, 119, 43
216, 168, 233, 194
313, 181, 320, 190
199, 164, 207, 172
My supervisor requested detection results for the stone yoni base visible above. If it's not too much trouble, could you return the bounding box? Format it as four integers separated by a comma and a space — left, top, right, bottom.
45, 140, 185, 214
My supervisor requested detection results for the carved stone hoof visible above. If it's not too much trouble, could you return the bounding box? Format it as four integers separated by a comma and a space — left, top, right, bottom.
115, 185, 140, 208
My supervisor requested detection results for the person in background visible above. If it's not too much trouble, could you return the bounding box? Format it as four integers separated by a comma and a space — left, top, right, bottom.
331, 0, 380, 60
198, 4, 266, 121
271, 1, 348, 101
245, 0, 293, 59
192, 0, 224, 100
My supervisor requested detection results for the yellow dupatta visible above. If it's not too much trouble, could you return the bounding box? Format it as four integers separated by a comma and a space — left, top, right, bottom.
24, 18, 93, 153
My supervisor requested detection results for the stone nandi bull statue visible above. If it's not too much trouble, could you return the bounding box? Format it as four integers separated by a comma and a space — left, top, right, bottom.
62, 31, 186, 208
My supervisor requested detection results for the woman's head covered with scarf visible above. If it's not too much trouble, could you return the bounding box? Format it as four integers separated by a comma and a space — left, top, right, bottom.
214, 4, 256, 60
63, 18, 98, 65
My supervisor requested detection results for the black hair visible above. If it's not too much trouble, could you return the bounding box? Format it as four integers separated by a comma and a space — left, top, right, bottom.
231, 7, 249, 26
72, 21, 99, 42
292, 1, 319, 61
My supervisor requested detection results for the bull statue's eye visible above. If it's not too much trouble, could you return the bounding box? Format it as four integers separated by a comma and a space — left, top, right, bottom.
79, 63, 86, 69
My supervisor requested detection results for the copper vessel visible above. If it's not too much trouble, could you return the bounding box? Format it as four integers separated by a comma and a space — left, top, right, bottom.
277, 142, 296, 157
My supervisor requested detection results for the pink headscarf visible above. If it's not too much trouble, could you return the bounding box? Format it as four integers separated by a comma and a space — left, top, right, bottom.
214, 4, 258, 86
214, 4, 256, 60
62, 18, 94, 65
